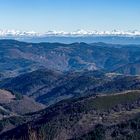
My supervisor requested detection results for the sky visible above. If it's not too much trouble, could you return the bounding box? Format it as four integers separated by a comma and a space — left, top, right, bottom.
0, 0, 140, 32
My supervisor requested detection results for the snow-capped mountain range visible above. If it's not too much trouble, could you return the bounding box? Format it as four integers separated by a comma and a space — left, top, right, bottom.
1, 29, 140, 37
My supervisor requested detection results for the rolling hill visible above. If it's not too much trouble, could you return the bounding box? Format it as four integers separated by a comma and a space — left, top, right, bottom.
1, 40, 140, 139
0, 89, 45, 120
2, 69, 140, 106
1, 40, 140, 77
1, 90, 140, 140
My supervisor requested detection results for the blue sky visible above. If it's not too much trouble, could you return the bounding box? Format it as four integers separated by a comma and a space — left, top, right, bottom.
0, 0, 140, 32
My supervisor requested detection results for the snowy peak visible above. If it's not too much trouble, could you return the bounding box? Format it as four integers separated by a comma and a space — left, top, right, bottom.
0, 29, 140, 37
0, 29, 39, 37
